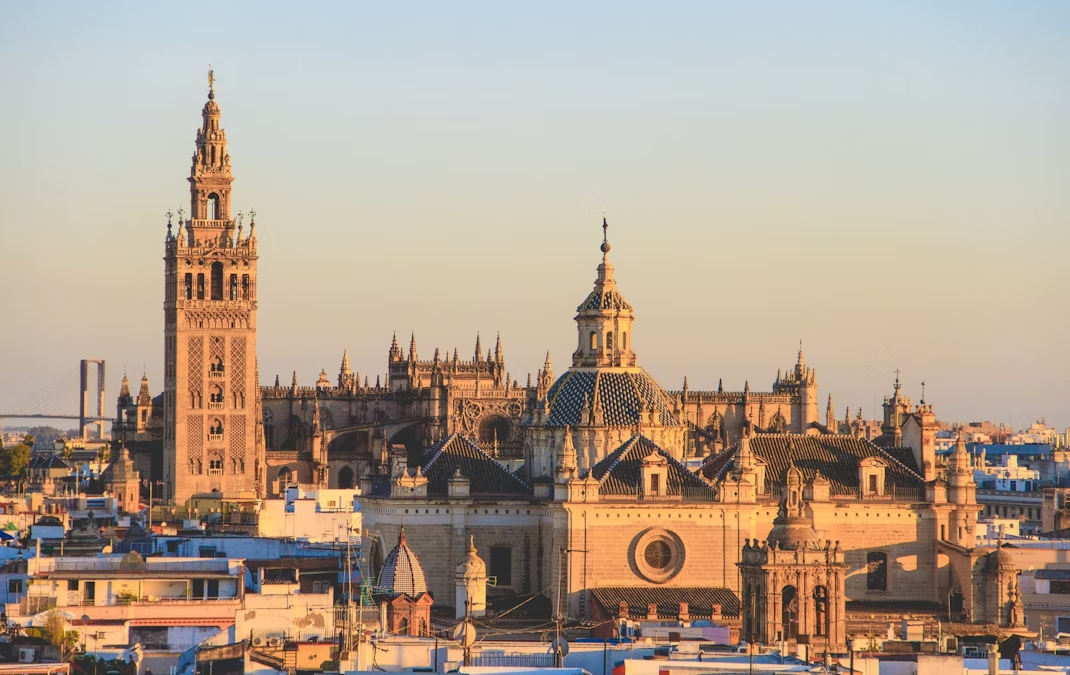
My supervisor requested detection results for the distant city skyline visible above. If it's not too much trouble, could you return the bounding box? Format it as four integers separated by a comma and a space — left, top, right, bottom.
1, 2, 1067, 429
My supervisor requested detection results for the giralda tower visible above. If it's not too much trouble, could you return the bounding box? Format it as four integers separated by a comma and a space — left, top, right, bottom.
163, 71, 263, 503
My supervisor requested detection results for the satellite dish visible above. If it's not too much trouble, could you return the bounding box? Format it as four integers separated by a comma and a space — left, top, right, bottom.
451, 620, 476, 647
551, 636, 569, 656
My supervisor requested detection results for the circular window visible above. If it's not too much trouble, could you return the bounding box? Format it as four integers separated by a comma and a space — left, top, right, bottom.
644, 541, 672, 570
632, 528, 684, 583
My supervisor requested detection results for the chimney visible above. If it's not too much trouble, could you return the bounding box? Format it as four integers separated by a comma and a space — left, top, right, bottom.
647, 603, 658, 620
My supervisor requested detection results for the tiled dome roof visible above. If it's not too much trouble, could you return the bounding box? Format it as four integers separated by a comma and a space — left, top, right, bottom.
545, 369, 678, 428
578, 287, 632, 312
377, 528, 428, 597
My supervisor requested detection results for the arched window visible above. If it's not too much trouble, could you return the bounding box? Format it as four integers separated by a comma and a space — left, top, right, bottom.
397, 617, 409, 634
606, 331, 613, 352
207, 193, 220, 220
813, 586, 828, 636
490, 546, 512, 586
210, 384, 224, 405
781, 586, 798, 640
867, 552, 888, 591
184, 273, 193, 300
590, 331, 598, 351
278, 467, 293, 493
622, 332, 627, 350
211, 262, 224, 300
418, 618, 427, 636
208, 453, 223, 475
337, 466, 355, 490
209, 418, 224, 435
229, 274, 238, 300
242, 275, 250, 300
197, 274, 205, 300
210, 356, 224, 374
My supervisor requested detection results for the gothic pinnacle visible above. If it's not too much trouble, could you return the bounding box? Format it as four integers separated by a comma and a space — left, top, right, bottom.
291, 371, 298, 387
474, 333, 482, 362
409, 332, 418, 362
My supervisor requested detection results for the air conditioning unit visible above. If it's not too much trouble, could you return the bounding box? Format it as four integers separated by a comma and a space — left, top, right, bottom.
268, 637, 283, 647
18, 647, 35, 663
251, 637, 264, 647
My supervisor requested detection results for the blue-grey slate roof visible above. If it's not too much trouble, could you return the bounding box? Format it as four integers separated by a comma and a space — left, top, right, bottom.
545, 370, 678, 428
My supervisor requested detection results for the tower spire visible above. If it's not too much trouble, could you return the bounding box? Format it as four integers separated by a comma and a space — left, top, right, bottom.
188, 67, 233, 232
572, 217, 635, 368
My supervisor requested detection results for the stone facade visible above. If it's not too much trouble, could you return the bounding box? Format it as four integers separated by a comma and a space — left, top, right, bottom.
163, 73, 264, 504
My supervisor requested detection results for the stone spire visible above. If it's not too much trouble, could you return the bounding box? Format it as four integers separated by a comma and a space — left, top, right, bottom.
311, 396, 322, 433
137, 373, 152, 406
948, 431, 970, 474
118, 373, 132, 403
556, 425, 578, 481
338, 349, 355, 389
572, 218, 636, 369
826, 394, 836, 432
474, 333, 482, 363
408, 332, 418, 362
389, 333, 403, 362
494, 333, 504, 365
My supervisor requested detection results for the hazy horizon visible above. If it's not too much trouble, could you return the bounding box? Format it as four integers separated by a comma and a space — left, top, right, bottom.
1, 2, 1068, 431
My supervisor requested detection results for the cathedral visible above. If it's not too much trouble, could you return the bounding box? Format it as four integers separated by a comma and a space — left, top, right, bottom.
124, 77, 1026, 651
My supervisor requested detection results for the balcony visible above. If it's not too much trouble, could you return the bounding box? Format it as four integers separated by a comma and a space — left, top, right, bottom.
208, 434, 223, 442
208, 371, 224, 379
207, 402, 224, 410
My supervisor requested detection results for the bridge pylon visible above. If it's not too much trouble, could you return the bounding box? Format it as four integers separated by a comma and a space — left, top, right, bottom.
80, 359, 106, 441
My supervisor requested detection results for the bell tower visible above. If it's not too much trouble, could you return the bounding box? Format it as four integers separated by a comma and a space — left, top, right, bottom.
163, 70, 264, 505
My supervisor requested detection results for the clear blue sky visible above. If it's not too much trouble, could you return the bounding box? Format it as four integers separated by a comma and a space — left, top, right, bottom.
1, 2, 1068, 430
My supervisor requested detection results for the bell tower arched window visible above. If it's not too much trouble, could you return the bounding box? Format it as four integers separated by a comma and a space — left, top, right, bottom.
210, 262, 224, 300
241, 275, 250, 300
184, 274, 193, 300
622, 332, 627, 350
606, 331, 614, 352
207, 193, 220, 220
590, 331, 597, 352
197, 274, 205, 300
229, 274, 238, 300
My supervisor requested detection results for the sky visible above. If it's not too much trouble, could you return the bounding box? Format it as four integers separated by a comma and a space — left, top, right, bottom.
1, 2, 1068, 431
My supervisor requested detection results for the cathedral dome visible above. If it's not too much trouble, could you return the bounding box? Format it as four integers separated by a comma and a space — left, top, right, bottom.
545, 369, 678, 428
378, 528, 428, 597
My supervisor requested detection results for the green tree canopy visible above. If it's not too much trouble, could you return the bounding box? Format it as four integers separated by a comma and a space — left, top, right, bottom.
0, 444, 31, 476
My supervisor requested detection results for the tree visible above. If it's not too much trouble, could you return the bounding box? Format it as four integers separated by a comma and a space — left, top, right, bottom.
42, 610, 79, 660
0, 443, 30, 476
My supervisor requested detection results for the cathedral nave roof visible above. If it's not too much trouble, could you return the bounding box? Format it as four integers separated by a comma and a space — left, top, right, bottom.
589, 434, 715, 498
701, 434, 924, 495
590, 586, 739, 620
416, 433, 531, 497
